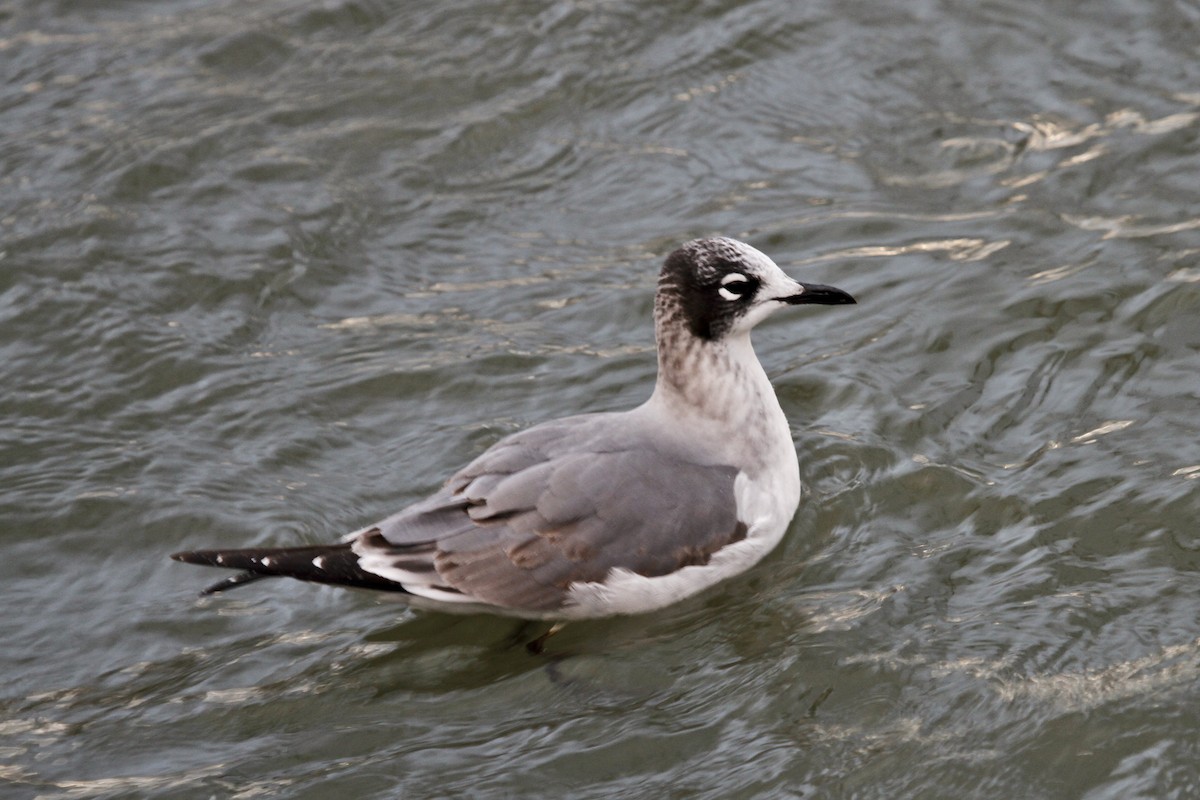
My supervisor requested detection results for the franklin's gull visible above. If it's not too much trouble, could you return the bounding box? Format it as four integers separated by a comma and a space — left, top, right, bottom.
171, 237, 855, 627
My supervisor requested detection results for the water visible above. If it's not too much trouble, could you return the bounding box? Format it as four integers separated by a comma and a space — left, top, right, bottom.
3, 0, 1200, 797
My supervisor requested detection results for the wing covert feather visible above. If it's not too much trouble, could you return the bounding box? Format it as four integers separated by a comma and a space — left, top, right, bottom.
363, 414, 748, 612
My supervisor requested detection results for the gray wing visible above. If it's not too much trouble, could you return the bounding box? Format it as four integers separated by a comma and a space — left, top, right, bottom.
355, 414, 747, 613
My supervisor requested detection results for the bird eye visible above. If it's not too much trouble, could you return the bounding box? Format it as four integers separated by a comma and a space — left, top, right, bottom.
718, 273, 751, 301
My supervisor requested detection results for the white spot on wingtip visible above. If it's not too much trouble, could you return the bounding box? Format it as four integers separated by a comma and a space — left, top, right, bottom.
215, 555, 225, 565
312, 556, 326, 570
261, 556, 272, 567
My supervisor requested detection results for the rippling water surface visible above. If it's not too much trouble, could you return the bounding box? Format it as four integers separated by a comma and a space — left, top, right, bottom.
4, 1, 1200, 797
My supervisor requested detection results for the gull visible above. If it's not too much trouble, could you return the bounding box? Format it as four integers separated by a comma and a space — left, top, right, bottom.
171, 237, 855, 641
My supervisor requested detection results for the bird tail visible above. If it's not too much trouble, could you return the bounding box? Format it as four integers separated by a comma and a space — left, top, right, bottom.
170, 542, 409, 597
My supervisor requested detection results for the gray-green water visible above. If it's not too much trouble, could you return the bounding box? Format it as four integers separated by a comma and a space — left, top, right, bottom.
4, 1, 1200, 797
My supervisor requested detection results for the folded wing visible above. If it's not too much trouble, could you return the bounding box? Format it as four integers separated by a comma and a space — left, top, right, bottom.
175, 414, 748, 617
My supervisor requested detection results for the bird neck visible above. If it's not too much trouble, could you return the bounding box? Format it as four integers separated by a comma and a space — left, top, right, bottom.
643, 301, 798, 479
649, 324, 782, 434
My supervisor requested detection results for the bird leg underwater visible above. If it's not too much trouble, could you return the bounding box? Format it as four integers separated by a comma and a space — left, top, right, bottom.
503, 620, 567, 655
525, 621, 566, 655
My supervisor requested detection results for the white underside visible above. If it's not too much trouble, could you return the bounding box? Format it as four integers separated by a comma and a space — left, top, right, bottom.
557, 530, 781, 619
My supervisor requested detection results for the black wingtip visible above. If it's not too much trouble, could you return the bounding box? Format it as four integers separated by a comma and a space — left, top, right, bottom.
169, 540, 410, 595
170, 549, 221, 566
198, 570, 272, 596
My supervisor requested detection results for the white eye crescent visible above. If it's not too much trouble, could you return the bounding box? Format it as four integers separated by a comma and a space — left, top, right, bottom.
718, 273, 750, 301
